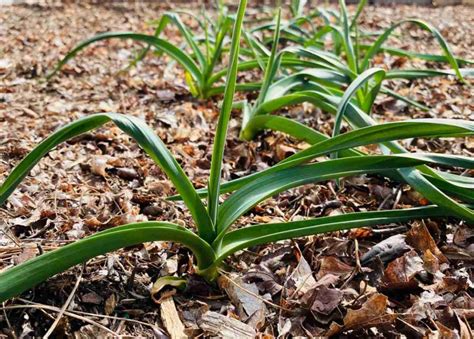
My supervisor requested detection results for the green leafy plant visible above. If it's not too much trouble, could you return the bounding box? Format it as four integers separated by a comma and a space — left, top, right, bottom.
234, 13, 473, 227
247, 0, 472, 109
46, 4, 257, 99
1, 1, 473, 305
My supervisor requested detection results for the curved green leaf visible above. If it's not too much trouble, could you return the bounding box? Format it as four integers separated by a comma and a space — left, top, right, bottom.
47, 32, 202, 84
0, 113, 214, 243
217, 205, 447, 260
386, 68, 474, 80
208, 0, 247, 225
360, 19, 464, 81
215, 153, 474, 239
0, 222, 215, 303
333, 68, 386, 140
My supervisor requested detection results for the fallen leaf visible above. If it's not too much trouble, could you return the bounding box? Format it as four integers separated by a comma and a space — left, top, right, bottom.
382, 250, 424, 290
407, 222, 448, 264
308, 285, 343, 315
317, 256, 353, 279
343, 293, 396, 330
406, 291, 446, 322
218, 274, 266, 329
104, 294, 116, 315
286, 253, 317, 295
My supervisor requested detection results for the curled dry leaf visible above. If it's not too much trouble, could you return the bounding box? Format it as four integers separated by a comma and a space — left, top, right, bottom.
218, 274, 267, 330
406, 222, 448, 264
317, 256, 353, 280
343, 293, 396, 330
406, 291, 446, 322
151, 276, 186, 302
325, 293, 396, 336
381, 250, 424, 290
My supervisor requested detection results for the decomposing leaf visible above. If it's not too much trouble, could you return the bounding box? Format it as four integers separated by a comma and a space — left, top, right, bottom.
244, 270, 283, 296
343, 293, 396, 330
218, 274, 266, 329
382, 250, 424, 290
308, 285, 343, 315
317, 256, 353, 280
407, 222, 448, 264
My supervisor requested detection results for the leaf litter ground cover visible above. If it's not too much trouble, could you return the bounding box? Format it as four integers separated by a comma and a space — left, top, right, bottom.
0, 2, 473, 337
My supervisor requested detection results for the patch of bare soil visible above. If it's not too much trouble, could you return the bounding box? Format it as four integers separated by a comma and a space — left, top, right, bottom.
0, 2, 472, 337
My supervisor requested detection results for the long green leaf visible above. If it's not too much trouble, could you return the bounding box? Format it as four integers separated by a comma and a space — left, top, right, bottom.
217, 205, 448, 261
0, 222, 215, 303
156, 12, 207, 68
350, 0, 367, 29
360, 19, 464, 81
215, 153, 474, 240
47, 32, 202, 84
174, 117, 474, 203
333, 68, 386, 140
207, 0, 248, 227
386, 68, 474, 80
0, 113, 214, 243
256, 8, 282, 107
358, 44, 474, 66
338, 0, 357, 73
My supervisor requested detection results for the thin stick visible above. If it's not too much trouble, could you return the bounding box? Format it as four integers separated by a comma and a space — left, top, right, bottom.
17, 298, 164, 333
44, 264, 84, 338
2, 304, 118, 336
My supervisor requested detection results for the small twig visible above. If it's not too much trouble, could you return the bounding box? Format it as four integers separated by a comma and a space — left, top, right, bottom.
69, 309, 165, 333
341, 239, 362, 289
1, 302, 16, 338
392, 185, 402, 209
44, 264, 85, 338
1, 304, 118, 336
377, 191, 394, 210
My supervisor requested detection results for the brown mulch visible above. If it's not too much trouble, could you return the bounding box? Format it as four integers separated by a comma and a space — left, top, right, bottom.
0, 2, 473, 337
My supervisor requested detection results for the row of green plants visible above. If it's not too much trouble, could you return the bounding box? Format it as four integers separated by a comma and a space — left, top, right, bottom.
0, 0, 473, 303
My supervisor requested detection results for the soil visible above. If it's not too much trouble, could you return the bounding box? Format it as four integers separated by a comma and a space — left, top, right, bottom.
0, 2, 473, 337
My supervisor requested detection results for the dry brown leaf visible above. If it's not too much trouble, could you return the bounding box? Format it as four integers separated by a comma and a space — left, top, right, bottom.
407, 222, 448, 264
382, 250, 424, 290
343, 293, 396, 330
317, 256, 353, 279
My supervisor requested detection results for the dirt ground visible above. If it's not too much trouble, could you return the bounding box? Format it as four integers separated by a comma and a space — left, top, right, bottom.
0, 2, 473, 337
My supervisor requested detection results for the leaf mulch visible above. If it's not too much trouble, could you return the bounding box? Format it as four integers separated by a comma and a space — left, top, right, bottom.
0, 2, 473, 337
